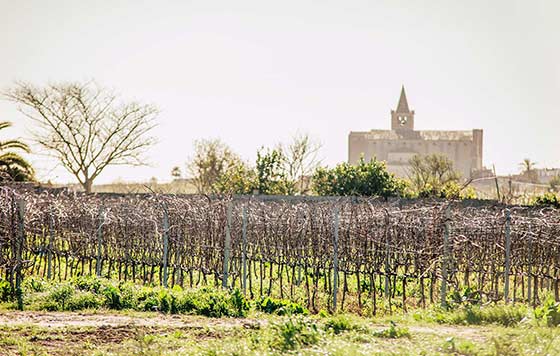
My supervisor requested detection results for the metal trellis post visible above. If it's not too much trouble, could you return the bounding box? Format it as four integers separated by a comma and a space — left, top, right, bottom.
96, 206, 104, 277
527, 214, 533, 305
162, 204, 170, 288
15, 199, 25, 311
441, 205, 450, 308
504, 209, 511, 303
332, 206, 340, 312
47, 210, 54, 280
242, 205, 248, 295
384, 213, 390, 299
223, 201, 233, 289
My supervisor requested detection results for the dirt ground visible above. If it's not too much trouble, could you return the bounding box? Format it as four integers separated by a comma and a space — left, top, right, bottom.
0, 310, 253, 329
0, 310, 487, 337
0, 310, 497, 356
0, 311, 266, 355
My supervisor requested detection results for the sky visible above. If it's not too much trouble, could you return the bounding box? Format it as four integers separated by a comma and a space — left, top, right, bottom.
0, 0, 559, 184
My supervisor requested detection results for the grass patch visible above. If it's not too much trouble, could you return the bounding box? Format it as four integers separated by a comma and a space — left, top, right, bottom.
256, 296, 308, 316
323, 314, 365, 334
270, 316, 321, 351
412, 304, 530, 327
21, 276, 250, 318
372, 321, 411, 339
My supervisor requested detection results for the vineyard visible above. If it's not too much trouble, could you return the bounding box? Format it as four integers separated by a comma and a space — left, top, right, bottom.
1, 185, 559, 313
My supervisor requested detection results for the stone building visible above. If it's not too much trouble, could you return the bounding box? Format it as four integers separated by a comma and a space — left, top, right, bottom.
534, 168, 560, 184
348, 87, 483, 179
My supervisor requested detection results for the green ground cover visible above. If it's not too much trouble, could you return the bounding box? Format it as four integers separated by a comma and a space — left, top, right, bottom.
0, 276, 559, 355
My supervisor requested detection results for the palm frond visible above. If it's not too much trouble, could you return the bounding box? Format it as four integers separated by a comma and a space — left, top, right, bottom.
0, 152, 34, 171
0, 121, 13, 130
0, 139, 31, 153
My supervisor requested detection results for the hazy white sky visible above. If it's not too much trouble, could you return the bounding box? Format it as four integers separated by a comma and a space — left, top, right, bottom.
1, 0, 559, 184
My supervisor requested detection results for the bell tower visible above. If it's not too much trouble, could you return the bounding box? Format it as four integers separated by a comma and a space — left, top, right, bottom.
391, 85, 415, 130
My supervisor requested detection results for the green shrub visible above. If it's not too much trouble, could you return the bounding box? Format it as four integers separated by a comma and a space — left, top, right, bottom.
469, 305, 526, 327
23, 277, 47, 293
198, 291, 232, 317
534, 296, 560, 326
373, 321, 410, 338
533, 193, 560, 208
271, 317, 320, 351
47, 283, 74, 310
324, 315, 355, 334
116, 281, 136, 309
67, 291, 103, 311
0, 279, 12, 302
12, 277, 247, 318
74, 276, 103, 293
158, 289, 173, 313
230, 289, 249, 317
102, 284, 122, 309
446, 287, 482, 308
436, 305, 528, 326
312, 157, 404, 197
136, 287, 160, 311
175, 291, 198, 313
131, 287, 250, 317
257, 296, 308, 316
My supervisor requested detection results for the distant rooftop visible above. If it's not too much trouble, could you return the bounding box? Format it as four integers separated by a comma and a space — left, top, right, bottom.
352, 129, 475, 141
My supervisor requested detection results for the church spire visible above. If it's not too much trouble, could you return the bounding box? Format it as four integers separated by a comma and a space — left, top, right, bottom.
396, 85, 410, 113
391, 85, 414, 130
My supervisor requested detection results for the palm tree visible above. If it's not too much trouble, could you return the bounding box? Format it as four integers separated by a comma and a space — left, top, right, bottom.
171, 166, 182, 180
519, 158, 537, 183
519, 158, 537, 174
0, 121, 34, 182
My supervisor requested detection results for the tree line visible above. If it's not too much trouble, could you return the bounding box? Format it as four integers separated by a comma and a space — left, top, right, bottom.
1, 80, 555, 200
180, 136, 474, 199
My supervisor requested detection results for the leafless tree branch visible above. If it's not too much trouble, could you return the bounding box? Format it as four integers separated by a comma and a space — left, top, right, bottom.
3, 81, 158, 193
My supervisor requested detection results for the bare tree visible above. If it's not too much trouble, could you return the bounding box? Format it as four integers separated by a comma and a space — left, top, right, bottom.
187, 138, 242, 194
281, 133, 322, 194
3, 81, 158, 193
407, 153, 460, 193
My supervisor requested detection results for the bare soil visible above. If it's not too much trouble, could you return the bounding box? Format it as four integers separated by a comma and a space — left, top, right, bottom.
0, 310, 490, 355
0, 310, 254, 329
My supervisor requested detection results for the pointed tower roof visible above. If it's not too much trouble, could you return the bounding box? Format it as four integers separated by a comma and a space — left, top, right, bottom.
396, 85, 410, 113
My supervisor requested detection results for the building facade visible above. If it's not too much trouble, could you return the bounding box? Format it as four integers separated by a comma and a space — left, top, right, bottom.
348, 87, 483, 179
534, 168, 560, 184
